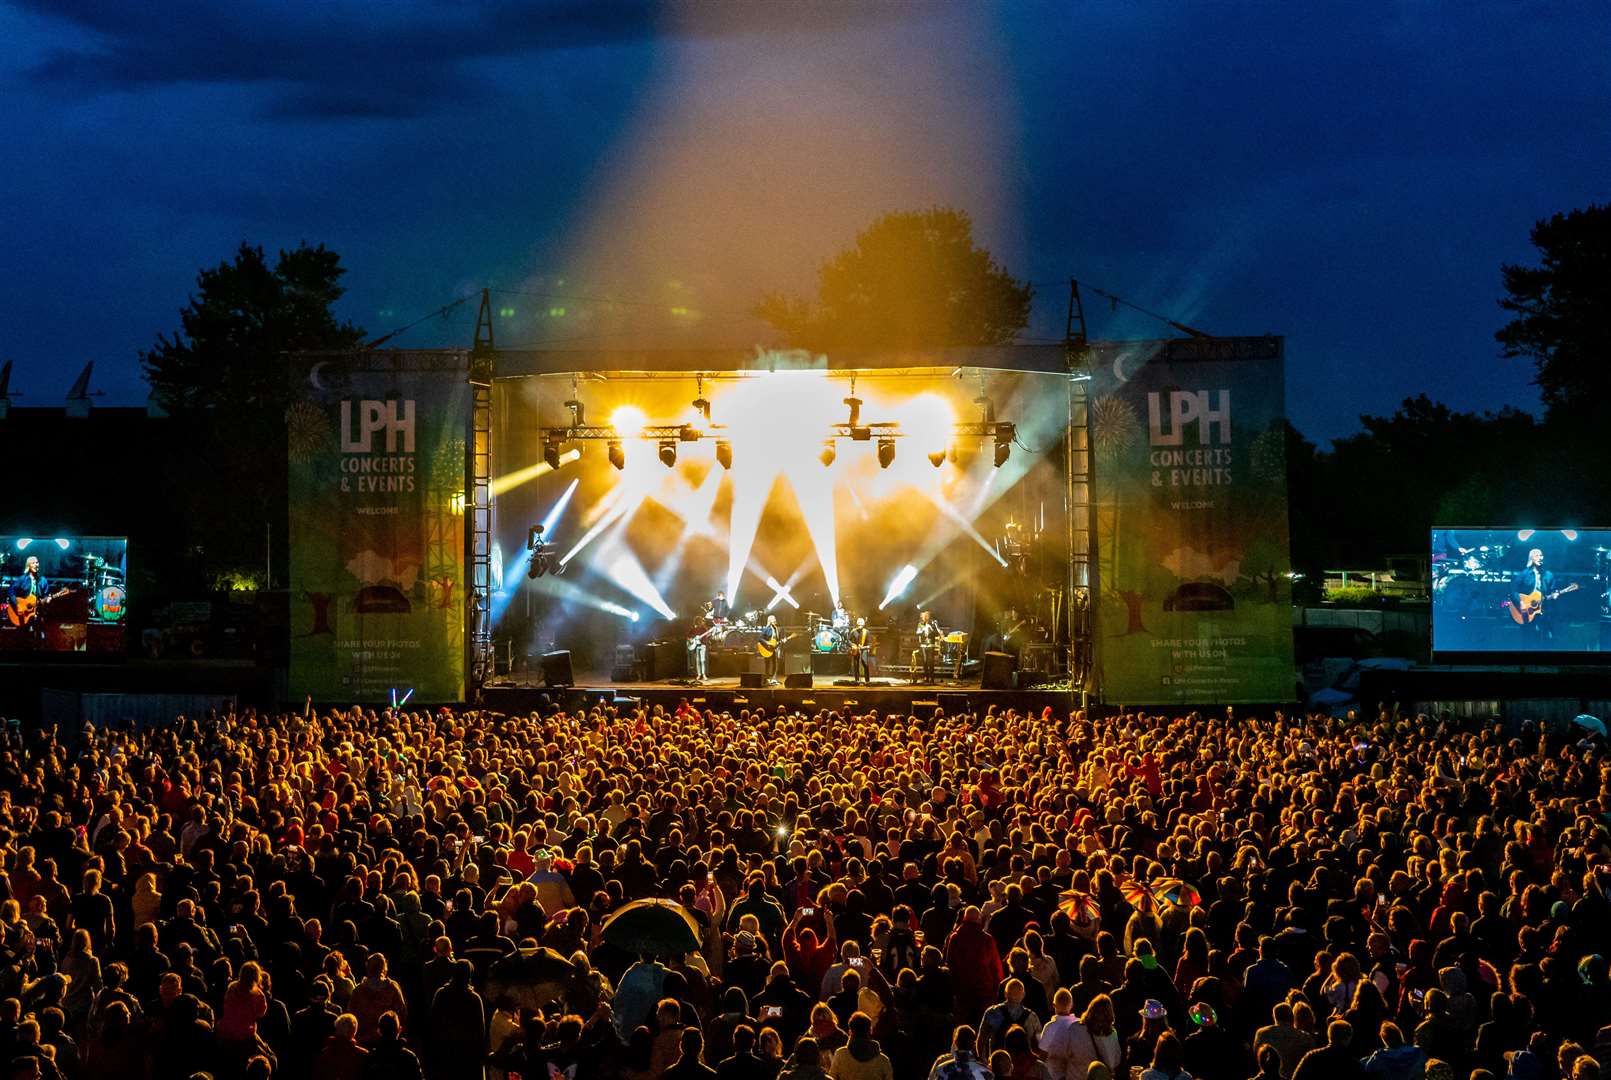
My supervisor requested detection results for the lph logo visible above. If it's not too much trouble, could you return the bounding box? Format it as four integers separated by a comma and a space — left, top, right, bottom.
1148, 390, 1230, 446
340, 400, 416, 453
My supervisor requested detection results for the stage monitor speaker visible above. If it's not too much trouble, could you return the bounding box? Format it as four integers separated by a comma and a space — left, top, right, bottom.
541, 650, 574, 688
784, 672, 813, 689
980, 651, 1016, 690
739, 672, 766, 689
611, 664, 637, 683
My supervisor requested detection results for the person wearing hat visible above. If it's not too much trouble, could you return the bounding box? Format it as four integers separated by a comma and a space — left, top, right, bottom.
1129, 1000, 1171, 1068
1182, 1000, 1244, 1080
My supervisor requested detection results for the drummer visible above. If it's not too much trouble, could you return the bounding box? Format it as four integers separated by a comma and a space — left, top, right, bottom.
831, 600, 850, 630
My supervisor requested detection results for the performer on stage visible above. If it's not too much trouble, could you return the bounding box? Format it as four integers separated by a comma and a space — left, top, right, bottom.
911, 610, 940, 683
1512, 548, 1558, 644
759, 614, 781, 683
849, 616, 872, 685
7, 556, 52, 642
711, 590, 730, 621
831, 600, 850, 630
687, 619, 710, 682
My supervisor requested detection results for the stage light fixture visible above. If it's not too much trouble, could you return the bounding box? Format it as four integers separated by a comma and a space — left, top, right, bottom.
607, 440, 625, 470
715, 440, 733, 470
994, 439, 1011, 468
658, 440, 678, 468
819, 440, 837, 467
927, 450, 946, 468
877, 438, 896, 469
543, 440, 563, 471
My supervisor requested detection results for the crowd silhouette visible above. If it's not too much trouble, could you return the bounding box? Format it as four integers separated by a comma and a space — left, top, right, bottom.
0, 699, 1605, 1080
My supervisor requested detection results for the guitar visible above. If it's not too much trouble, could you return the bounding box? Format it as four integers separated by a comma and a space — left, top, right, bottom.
755, 633, 800, 659
6, 587, 70, 627
1510, 582, 1578, 624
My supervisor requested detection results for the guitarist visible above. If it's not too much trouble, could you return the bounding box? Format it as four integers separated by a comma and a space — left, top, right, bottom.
758, 614, 782, 683
1512, 548, 1557, 643
849, 617, 873, 685
9, 556, 53, 643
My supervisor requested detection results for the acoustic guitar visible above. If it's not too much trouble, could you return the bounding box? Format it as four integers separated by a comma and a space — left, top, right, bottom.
1510, 582, 1577, 624
6, 587, 69, 627
755, 633, 799, 659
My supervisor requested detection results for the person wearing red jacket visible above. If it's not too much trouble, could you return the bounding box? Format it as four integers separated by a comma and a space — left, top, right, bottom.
946, 907, 1005, 1027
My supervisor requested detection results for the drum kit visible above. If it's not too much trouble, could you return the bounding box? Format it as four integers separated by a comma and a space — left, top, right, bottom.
1432, 542, 1511, 616
805, 610, 851, 653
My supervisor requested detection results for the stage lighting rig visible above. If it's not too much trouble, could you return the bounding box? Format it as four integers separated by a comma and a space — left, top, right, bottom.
542, 439, 563, 471
715, 440, 733, 470
819, 440, 837, 467
993, 421, 1015, 467
607, 440, 625, 470
526, 524, 565, 578
877, 437, 896, 469
927, 450, 947, 468
658, 439, 678, 468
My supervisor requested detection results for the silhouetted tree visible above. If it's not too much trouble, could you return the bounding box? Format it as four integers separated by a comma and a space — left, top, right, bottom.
1496, 203, 1611, 417
142, 242, 364, 586
755, 207, 1032, 349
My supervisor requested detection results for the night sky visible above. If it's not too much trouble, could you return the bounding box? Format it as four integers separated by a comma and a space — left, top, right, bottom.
2, 1, 1605, 443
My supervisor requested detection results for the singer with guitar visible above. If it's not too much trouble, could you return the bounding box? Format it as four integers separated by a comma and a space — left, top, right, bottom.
1510, 548, 1575, 644
7, 556, 65, 643
756, 614, 788, 683
849, 617, 873, 685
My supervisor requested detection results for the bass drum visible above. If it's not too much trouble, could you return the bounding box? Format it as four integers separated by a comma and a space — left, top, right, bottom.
94, 583, 127, 622
813, 628, 840, 653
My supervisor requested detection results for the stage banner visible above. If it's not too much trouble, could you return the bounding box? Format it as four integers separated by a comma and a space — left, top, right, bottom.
287, 352, 468, 702
1091, 338, 1294, 704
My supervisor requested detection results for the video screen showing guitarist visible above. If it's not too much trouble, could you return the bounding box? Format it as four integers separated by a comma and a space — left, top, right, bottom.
9, 556, 53, 642
1512, 548, 1565, 644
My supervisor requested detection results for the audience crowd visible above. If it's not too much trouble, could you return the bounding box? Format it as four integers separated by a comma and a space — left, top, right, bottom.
0, 698, 1607, 1080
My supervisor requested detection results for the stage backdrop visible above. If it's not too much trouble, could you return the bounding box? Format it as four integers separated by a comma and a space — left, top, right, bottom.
287, 351, 468, 702
1091, 337, 1294, 704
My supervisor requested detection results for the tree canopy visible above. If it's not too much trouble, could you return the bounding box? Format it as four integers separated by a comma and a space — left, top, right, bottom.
1496, 203, 1611, 417
754, 207, 1033, 350
142, 242, 364, 588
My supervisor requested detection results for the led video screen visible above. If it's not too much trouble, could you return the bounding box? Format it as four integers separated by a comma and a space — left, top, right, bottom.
1432, 527, 1611, 654
0, 536, 127, 654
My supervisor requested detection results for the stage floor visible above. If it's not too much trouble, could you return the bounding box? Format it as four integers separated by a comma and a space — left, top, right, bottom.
482, 674, 1075, 716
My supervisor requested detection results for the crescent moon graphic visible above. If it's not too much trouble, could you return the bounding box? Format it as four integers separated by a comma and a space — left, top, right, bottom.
308, 360, 328, 392
1113, 351, 1131, 385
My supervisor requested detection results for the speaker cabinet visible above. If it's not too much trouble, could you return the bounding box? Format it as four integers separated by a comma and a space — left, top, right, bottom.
810, 653, 851, 676
541, 650, 575, 688
739, 672, 766, 689
784, 672, 813, 689
980, 650, 1016, 690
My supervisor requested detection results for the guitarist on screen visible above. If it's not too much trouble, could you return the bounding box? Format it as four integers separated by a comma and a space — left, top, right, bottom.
8, 556, 51, 642
1511, 548, 1563, 644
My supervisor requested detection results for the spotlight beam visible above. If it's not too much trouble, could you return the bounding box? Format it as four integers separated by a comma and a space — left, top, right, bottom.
764, 575, 800, 611
608, 553, 676, 620
879, 564, 919, 610
490, 449, 581, 497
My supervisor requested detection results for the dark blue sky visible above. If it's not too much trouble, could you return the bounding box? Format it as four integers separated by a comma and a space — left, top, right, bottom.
2, 1, 1605, 442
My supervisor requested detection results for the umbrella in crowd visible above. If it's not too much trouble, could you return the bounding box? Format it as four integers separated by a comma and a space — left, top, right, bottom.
484, 945, 578, 1013
1058, 889, 1100, 925
1573, 714, 1606, 737
1118, 875, 1159, 913
601, 898, 701, 956
1151, 877, 1203, 907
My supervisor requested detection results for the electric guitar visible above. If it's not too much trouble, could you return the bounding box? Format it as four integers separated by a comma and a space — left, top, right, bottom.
755, 633, 799, 659
6, 587, 69, 627
1510, 582, 1578, 624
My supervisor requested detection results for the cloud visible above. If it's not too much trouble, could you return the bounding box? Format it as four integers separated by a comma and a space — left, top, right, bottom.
14, 0, 919, 120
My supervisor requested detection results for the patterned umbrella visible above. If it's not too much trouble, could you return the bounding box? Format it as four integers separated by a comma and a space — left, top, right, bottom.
1058, 889, 1100, 925
1118, 876, 1159, 913
1151, 878, 1203, 907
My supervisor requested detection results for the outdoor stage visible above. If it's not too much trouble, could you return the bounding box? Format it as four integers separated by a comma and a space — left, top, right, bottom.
483, 674, 1076, 717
